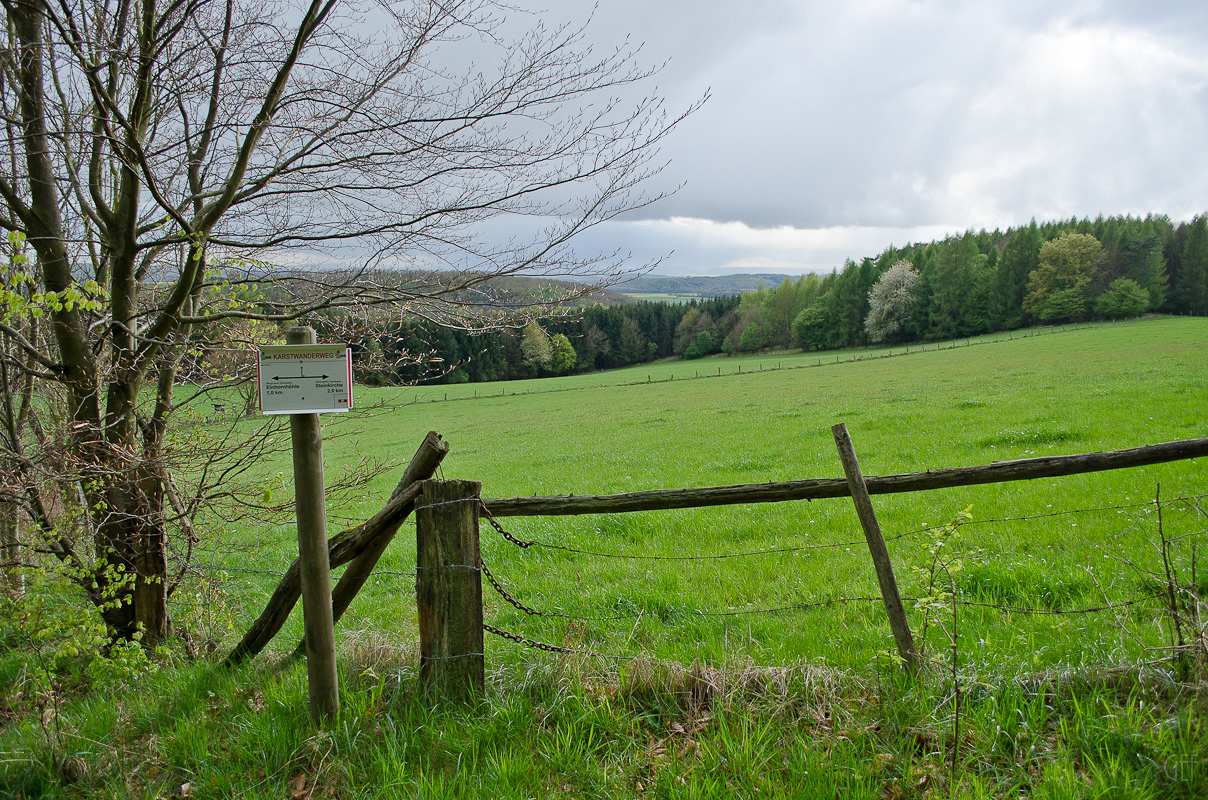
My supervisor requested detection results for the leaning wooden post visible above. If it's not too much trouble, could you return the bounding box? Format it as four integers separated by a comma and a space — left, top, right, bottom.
286, 326, 340, 723
290, 431, 450, 659
416, 479, 485, 699
831, 423, 920, 671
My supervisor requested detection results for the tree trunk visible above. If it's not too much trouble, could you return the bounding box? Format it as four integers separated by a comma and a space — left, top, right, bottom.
1, 503, 21, 597
92, 466, 170, 644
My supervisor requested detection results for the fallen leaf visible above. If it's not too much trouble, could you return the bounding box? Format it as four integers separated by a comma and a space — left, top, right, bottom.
289, 772, 310, 800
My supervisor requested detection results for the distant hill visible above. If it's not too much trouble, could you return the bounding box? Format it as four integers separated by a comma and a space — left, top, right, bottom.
615, 273, 803, 300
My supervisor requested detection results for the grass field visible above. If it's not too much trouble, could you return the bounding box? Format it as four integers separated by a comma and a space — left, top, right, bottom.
1, 316, 1206, 798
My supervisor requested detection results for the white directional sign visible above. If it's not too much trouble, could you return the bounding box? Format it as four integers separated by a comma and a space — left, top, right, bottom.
258, 344, 353, 415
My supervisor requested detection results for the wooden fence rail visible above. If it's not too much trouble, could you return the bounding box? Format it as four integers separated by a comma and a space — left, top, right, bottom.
480, 437, 1208, 517
225, 432, 449, 666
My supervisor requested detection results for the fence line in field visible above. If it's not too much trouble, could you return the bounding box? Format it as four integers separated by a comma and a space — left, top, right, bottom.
190, 427, 1204, 696
401, 318, 1147, 406
158, 490, 1203, 676
408, 428, 1207, 694
469, 492, 1201, 661
167, 494, 1201, 616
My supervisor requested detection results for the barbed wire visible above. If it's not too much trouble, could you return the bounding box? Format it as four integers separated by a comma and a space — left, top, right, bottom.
481, 554, 886, 621
480, 590, 1172, 664
478, 495, 1207, 563
479, 500, 905, 560
484, 622, 628, 660
156, 487, 1200, 669
947, 494, 1207, 529
482, 595, 1168, 663
162, 495, 1205, 583
412, 497, 483, 514
949, 593, 1163, 616
170, 553, 290, 577
481, 537, 1169, 624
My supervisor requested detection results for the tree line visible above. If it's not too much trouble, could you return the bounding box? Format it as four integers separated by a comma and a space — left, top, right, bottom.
733, 214, 1206, 353
352, 213, 1208, 385
354, 295, 742, 385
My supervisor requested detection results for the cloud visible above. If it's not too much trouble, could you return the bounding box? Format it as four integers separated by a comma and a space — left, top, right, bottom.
562, 217, 956, 276
556, 0, 1208, 237
309, 2, 1208, 279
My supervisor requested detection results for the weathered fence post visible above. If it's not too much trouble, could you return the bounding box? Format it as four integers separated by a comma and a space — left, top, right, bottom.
286, 326, 340, 723
416, 479, 485, 699
291, 432, 450, 659
831, 423, 920, 671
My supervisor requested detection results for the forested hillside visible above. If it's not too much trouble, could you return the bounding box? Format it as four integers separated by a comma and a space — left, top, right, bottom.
723, 214, 1202, 354
346, 214, 1208, 385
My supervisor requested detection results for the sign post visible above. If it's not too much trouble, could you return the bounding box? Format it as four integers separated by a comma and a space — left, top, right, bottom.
259, 328, 352, 724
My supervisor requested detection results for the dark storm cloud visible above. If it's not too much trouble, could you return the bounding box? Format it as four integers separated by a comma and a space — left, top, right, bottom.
500, 1, 1208, 274
281, 2, 1208, 276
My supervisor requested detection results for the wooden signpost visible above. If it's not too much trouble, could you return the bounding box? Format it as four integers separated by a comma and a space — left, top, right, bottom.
258, 327, 352, 724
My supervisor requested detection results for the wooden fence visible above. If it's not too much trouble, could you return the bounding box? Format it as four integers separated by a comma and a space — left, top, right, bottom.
225, 430, 1208, 698
413, 430, 1208, 696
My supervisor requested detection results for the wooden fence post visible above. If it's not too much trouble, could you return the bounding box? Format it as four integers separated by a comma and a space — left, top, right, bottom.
290, 432, 450, 659
286, 326, 340, 723
831, 423, 920, 671
416, 479, 484, 699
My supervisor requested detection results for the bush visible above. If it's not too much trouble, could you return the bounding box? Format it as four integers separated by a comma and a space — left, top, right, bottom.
1094, 278, 1149, 319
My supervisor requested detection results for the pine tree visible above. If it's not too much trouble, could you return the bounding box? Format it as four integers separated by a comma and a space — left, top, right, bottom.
993, 222, 1042, 329
1176, 216, 1208, 315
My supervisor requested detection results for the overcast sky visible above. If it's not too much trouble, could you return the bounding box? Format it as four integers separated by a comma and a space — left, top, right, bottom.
504, 0, 1208, 276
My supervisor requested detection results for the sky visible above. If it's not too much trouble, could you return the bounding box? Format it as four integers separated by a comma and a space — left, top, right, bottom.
498, 0, 1208, 276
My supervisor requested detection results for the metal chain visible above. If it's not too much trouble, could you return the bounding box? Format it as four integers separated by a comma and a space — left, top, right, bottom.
480, 558, 637, 620
479, 501, 534, 548
483, 623, 624, 660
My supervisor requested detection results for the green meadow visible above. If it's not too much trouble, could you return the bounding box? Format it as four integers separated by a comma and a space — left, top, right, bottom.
2, 316, 1206, 798
309, 317, 1206, 670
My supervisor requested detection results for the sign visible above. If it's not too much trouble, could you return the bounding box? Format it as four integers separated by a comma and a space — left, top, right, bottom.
258, 344, 353, 415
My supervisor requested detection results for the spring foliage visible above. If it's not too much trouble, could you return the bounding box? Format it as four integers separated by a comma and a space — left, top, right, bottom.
864, 260, 919, 343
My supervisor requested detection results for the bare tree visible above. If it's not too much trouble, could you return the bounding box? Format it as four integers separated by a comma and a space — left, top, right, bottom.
0, 0, 697, 643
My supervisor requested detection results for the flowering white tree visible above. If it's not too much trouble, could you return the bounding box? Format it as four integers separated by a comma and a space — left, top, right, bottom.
864, 260, 919, 343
